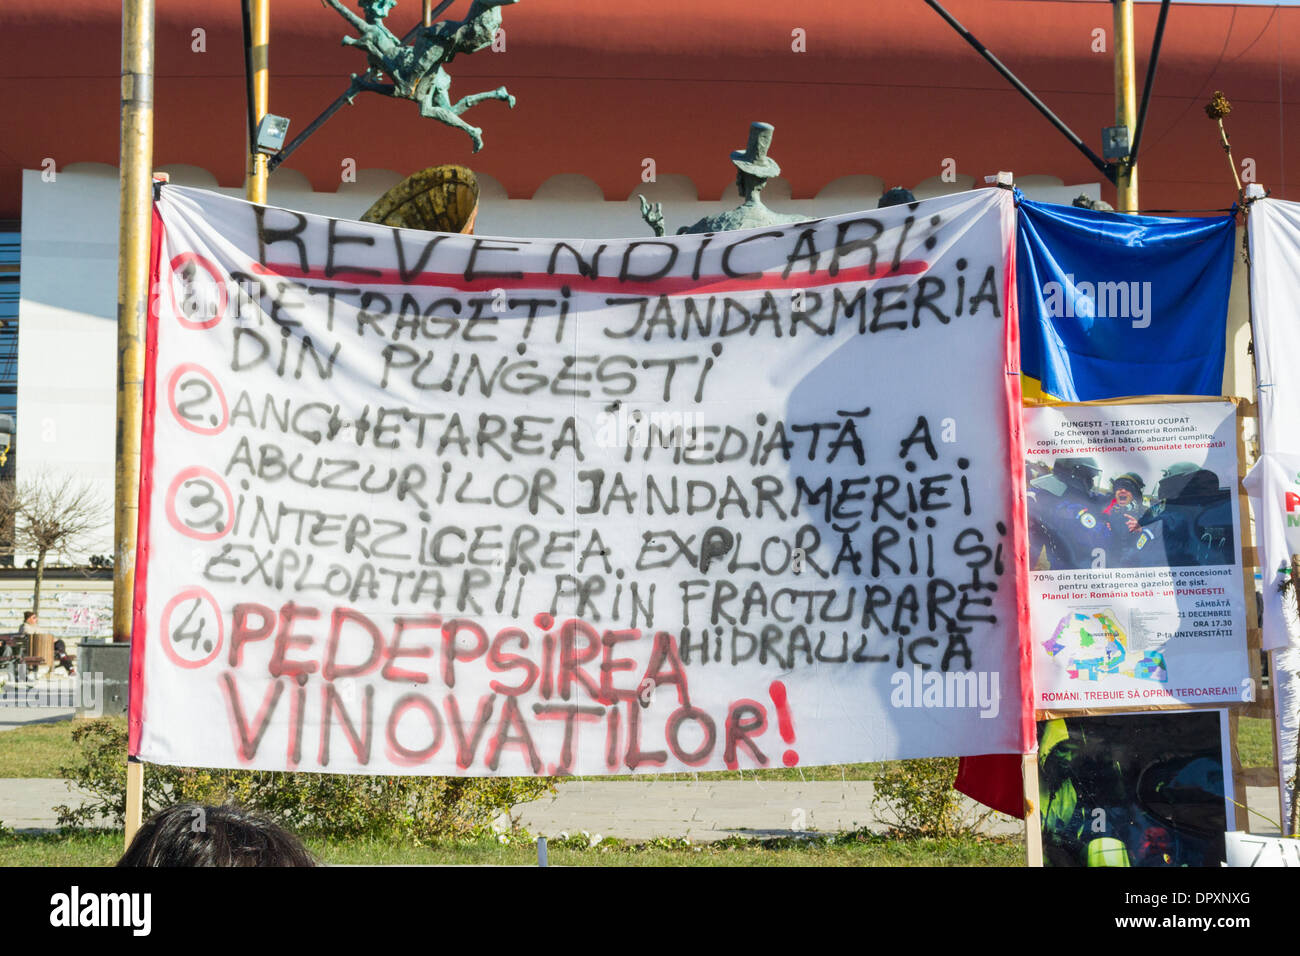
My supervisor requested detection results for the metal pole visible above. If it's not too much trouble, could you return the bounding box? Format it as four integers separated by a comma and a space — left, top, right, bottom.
247, 0, 270, 203
1114, 0, 1138, 211
118, 0, 155, 845
116, 0, 153, 648
1129, 0, 1170, 166
241, 0, 258, 147
923, 0, 1116, 184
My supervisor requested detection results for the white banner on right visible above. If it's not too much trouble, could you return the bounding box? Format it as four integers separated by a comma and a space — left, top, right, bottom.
1244, 196, 1300, 828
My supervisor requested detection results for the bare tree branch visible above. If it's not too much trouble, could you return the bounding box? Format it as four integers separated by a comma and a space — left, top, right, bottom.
0, 471, 112, 615
0, 472, 110, 559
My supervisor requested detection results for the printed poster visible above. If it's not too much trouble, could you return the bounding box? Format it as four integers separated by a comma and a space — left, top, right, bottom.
1025, 401, 1249, 711
1038, 709, 1234, 867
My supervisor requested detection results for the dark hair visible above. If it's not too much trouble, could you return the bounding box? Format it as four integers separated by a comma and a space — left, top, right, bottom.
117, 803, 315, 868
23, 612, 35, 623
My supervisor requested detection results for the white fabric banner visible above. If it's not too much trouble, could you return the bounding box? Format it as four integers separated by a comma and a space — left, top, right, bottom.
1224, 831, 1300, 867
1025, 401, 1249, 711
1245, 196, 1300, 826
130, 184, 1029, 775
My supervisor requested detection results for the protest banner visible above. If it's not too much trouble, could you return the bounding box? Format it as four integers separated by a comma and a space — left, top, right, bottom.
128, 184, 1030, 775
1245, 195, 1300, 828
1025, 401, 1249, 712
1038, 709, 1234, 867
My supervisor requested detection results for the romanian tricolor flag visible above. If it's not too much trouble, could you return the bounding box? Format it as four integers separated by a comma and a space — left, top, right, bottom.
1016, 197, 1235, 402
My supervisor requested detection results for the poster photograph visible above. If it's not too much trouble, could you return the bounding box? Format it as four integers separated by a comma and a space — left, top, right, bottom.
1038, 709, 1234, 867
1024, 401, 1249, 711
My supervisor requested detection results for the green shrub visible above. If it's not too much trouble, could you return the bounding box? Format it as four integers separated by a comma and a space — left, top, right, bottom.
56, 718, 555, 842
870, 757, 991, 839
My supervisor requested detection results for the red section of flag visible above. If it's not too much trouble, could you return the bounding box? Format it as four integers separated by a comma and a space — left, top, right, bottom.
955, 753, 1025, 818
956, 198, 1034, 819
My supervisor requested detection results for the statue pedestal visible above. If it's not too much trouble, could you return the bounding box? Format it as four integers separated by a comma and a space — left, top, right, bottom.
78, 639, 131, 717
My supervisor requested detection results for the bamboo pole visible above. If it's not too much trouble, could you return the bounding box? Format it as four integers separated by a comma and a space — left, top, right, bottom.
1023, 753, 1044, 866
1113, 0, 1138, 212
247, 0, 270, 203
118, 0, 156, 846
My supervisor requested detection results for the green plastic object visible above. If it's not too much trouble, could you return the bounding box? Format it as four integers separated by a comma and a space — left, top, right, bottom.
1086, 837, 1131, 867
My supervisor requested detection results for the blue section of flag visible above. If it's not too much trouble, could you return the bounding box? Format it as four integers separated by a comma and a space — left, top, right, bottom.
1016, 197, 1236, 401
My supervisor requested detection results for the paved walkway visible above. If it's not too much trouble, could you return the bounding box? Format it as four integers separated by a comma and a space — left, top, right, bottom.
0, 775, 1018, 840
515, 780, 1020, 841
1, 778, 104, 830
0, 694, 1281, 842
0, 670, 81, 732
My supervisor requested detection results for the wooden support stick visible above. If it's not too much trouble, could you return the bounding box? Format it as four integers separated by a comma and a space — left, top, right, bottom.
125, 758, 144, 848
1022, 752, 1043, 867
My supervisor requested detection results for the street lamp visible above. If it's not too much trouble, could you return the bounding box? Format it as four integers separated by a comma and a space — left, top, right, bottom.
254, 114, 291, 155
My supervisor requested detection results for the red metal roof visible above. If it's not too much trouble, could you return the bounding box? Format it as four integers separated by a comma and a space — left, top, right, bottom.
2, 0, 1296, 218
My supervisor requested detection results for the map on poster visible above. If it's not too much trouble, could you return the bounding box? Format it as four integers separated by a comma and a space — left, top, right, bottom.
1025, 401, 1249, 710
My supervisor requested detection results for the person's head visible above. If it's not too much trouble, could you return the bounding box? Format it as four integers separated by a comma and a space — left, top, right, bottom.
1111, 472, 1144, 506
1157, 462, 1218, 500
1052, 457, 1101, 494
878, 186, 917, 208
118, 803, 315, 867
360, 0, 397, 24
23, 612, 35, 625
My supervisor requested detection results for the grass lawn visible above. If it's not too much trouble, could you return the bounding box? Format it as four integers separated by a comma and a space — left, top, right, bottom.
0, 717, 889, 781
0, 717, 122, 778
0, 715, 1278, 781
1236, 715, 1275, 768
0, 829, 1025, 867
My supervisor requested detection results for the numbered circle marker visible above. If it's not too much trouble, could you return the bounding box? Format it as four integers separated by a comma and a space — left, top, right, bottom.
160, 587, 224, 669
166, 363, 229, 435
168, 252, 227, 330
165, 467, 235, 541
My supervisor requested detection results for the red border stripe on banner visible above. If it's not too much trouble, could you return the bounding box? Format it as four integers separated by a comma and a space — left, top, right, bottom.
127, 201, 165, 757
265, 259, 931, 296
1000, 206, 1034, 754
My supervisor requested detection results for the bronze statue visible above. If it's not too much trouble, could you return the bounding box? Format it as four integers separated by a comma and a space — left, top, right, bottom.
324, 0, 517, 152
639, 122, 809, 236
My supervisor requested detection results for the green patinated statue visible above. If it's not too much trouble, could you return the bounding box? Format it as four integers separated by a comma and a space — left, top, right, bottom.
324, 0, 517, 152
639, 122, 809, 236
